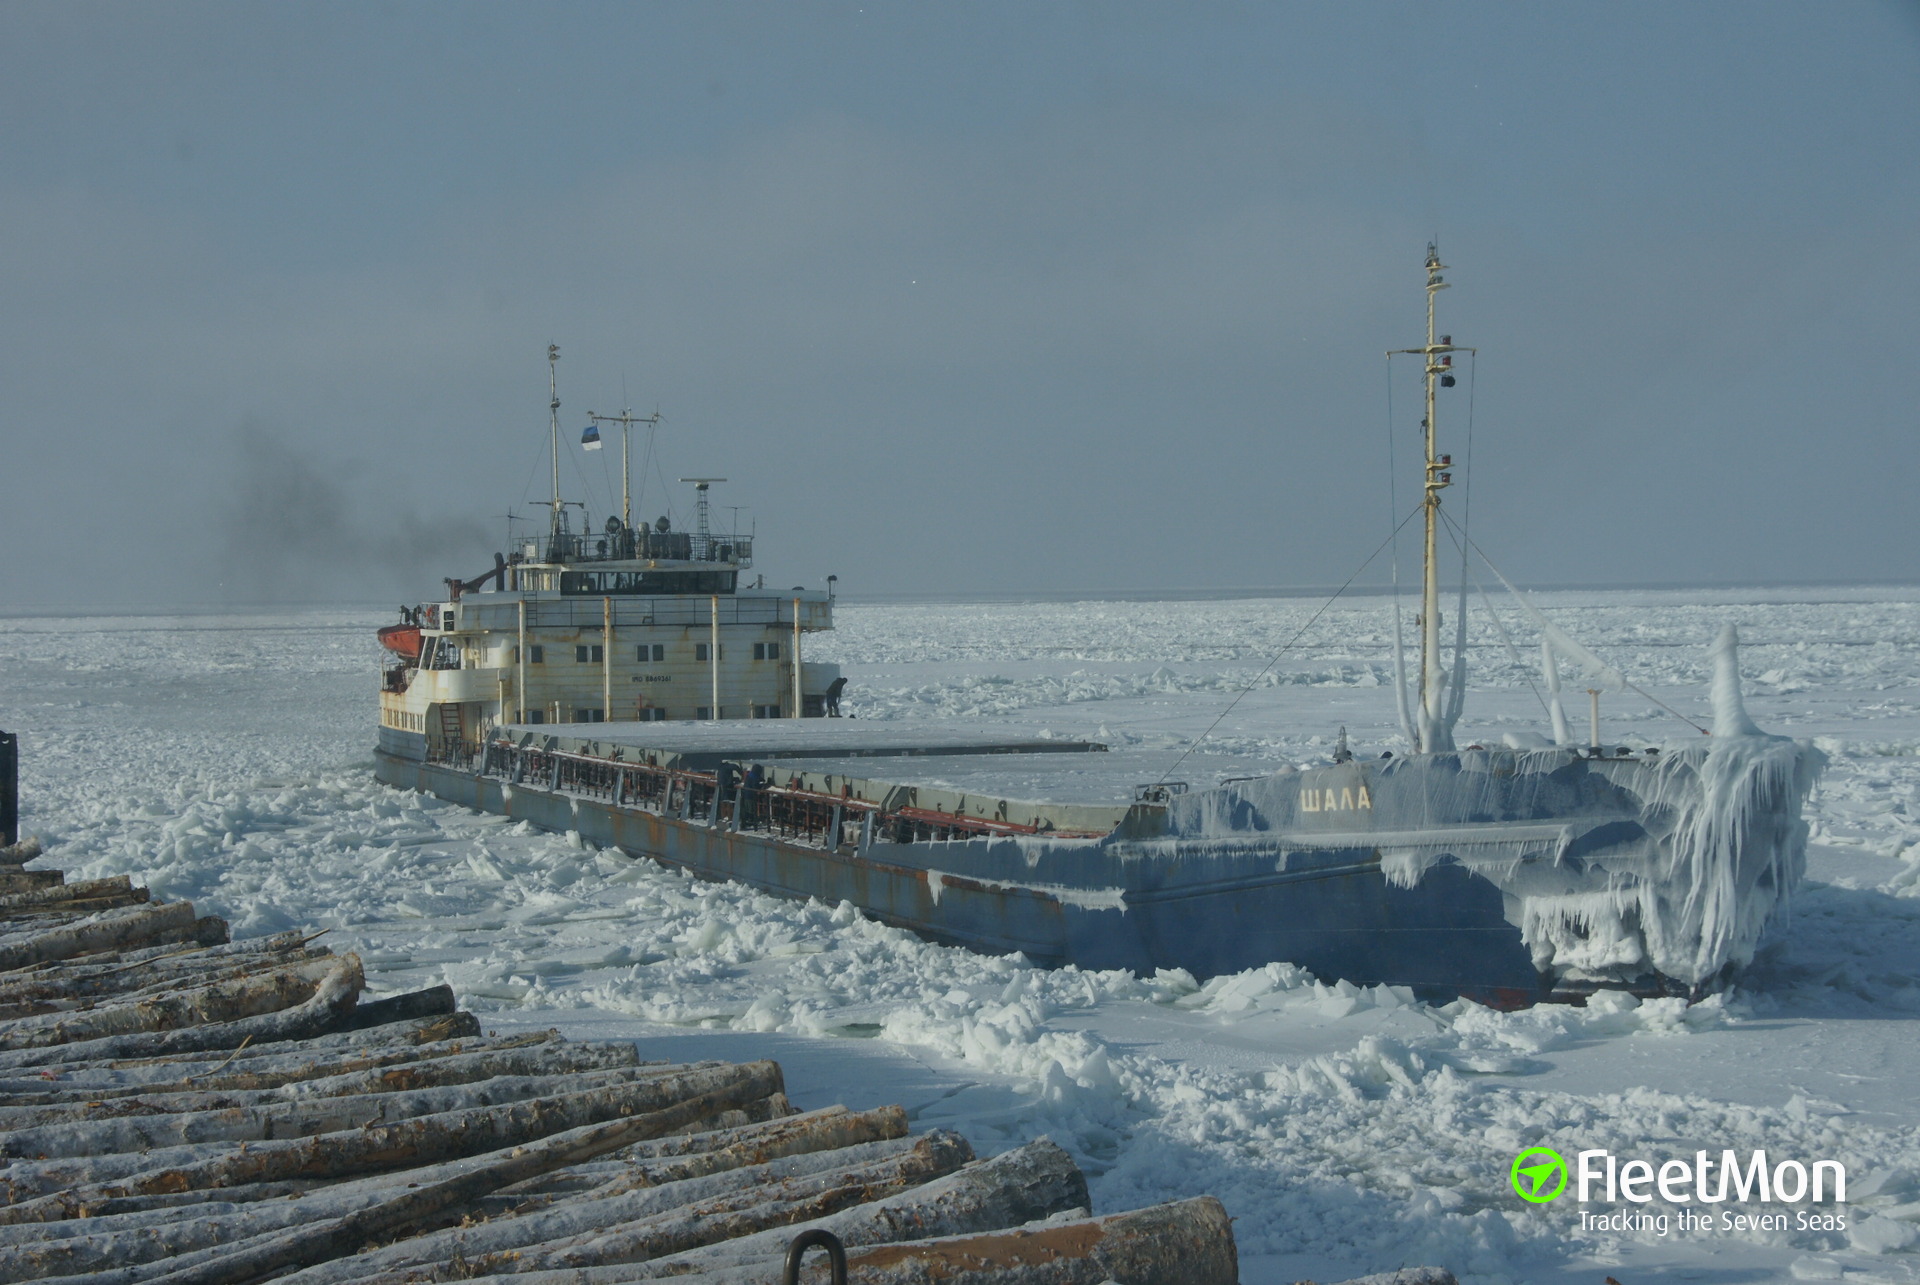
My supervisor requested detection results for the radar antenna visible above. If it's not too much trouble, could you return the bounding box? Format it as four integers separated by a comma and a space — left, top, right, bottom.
678, 478, 727, 538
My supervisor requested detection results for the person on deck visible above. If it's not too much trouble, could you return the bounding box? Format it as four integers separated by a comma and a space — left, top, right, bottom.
825, 676, 848, 717
739, 764, 766, 828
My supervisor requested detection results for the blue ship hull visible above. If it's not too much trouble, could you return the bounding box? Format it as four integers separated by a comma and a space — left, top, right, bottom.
375, 727, 1819, 1008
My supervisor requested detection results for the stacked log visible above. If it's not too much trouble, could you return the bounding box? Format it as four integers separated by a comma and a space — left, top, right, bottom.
0, 860, 1244, 1283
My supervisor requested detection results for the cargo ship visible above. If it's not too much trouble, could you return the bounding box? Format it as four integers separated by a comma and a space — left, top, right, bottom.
374, 257, 1821, 1007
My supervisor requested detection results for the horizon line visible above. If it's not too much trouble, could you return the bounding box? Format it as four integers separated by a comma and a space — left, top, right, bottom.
5, 576, 1920, 619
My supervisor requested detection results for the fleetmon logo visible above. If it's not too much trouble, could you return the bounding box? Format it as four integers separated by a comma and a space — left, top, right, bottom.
1510, 1147, 1569, 1203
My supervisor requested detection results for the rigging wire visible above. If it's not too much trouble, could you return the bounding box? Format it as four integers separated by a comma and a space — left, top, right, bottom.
1155, 502, 1427, 788
516, 437, 547, 514
652, 448, 679, 528
636, 414, 681, 530
1435, 514, 1553, 723
1441, 350, 1477, 728
1386, 355, 1415, 743
1439, 509, 1710, 735
572, 408, 613, 528
638, 413, 665, 526
593, 427, 619, 527
1387, 356, 1398, 552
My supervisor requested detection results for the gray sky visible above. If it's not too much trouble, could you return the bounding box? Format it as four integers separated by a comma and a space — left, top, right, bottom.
4, 2, 1918, 609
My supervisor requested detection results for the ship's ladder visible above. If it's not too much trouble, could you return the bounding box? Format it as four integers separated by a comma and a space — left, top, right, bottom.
437, 703, 463, 748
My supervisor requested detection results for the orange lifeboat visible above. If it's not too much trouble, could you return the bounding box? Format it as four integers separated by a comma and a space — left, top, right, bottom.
377, 623, 422, 661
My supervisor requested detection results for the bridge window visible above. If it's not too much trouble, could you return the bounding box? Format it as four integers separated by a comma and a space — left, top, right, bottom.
559, 569, 737, 595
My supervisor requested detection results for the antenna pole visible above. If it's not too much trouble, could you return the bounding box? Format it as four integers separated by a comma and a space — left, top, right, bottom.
587, 409, 662, 533
547, 344, 562, 539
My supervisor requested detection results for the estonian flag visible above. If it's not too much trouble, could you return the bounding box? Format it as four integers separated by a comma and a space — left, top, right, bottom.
580, 424, 603, 451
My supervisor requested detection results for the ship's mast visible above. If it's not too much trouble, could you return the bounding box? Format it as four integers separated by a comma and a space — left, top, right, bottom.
548, 344, 563, 539
532, 344, 587, 552
588, 409, 662, 529
621, 411, 632, 529
1391, 246, 1470, 752
1421, 249, 1449, 750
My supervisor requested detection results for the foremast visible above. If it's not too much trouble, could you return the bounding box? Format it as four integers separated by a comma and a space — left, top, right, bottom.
1393, 246, 1471, 753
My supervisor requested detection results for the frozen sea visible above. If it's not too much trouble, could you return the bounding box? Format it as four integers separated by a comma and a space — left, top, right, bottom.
6, 586, 1920, 1284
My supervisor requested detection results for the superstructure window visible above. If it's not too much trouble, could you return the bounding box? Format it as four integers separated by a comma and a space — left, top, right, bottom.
559, 570, 737, 595
577, 708, 605, 723
753, 642, 781, 661
637, 643, 665, 662
695, 643, 724, 662
752, 703, 780, 719
576, 644, 604, 663
528, 645, 545, 665
524, 709, 546, 725
637, 707, 668, 722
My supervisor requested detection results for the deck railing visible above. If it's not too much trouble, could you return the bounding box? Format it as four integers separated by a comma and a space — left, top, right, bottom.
425, 738, 484, 773
464, 740, 1112, 849
521, 529, 753, 568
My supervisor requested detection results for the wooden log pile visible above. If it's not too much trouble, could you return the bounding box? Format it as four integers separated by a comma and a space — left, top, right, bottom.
0, 856, 1248, 1284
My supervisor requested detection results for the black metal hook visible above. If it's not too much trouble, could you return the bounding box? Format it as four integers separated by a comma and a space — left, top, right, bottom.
784, 1228, 848, 1285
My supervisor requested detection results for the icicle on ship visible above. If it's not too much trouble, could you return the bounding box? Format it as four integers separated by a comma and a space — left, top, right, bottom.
374, 260, 1822, 1008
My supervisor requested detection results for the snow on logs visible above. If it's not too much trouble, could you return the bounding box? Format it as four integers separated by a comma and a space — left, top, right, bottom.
0, 865, 1240, 1284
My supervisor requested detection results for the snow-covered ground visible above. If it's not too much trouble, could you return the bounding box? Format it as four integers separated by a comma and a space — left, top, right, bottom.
6, 587, 1920, 1284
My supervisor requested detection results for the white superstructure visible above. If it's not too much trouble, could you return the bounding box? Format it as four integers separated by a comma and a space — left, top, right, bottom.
376, 346, 839, 765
